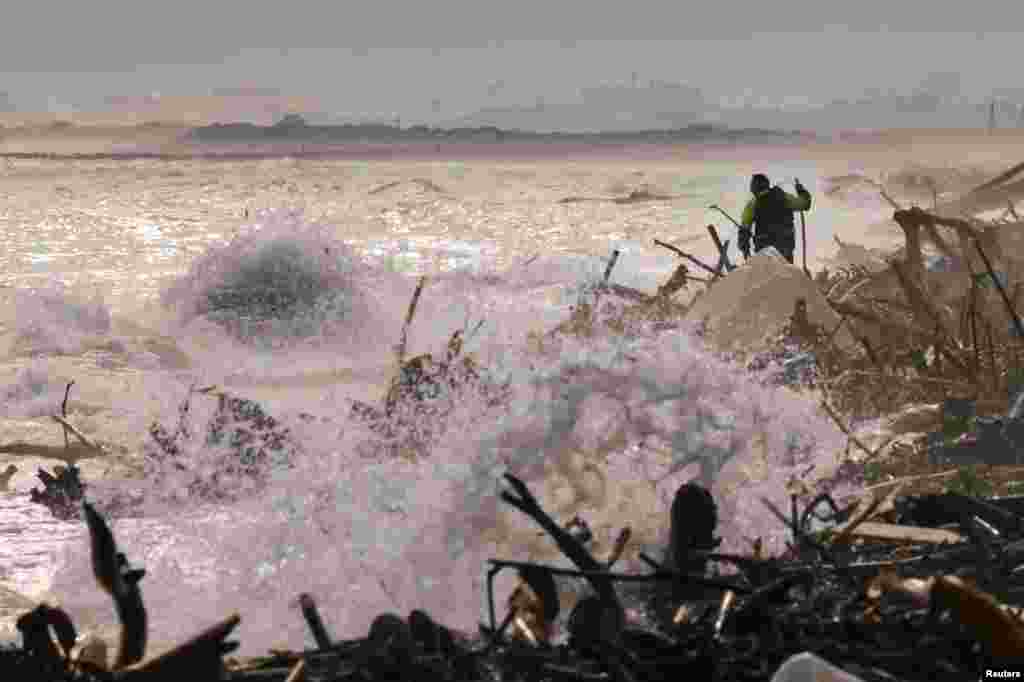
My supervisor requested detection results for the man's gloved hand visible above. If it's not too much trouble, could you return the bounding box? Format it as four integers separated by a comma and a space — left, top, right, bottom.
738, 228, 751, 259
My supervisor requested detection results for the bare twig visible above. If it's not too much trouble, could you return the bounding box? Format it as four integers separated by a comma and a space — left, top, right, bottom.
820, 394, 892, 463
859, 176, 903, 211
705, 224, 735, 274
51, 415, 101, 452
832, 485, 905, 545
602, 249, 621, 284
986, 317, 999, 394
285, 659, 306, 682
964, 160, 1024, 197
115, 614, 241, 680
297, 593, 333, 650
61, 381, 74, 449
889, 261, 971, 378
499, 473, 624, 637
605, 527, 632, 569
653, 239, 721, 277
861, 467, 1024, 491
974, 237, 1024, 340
713, 591, 736, 639
0, 441, 103, 464
396, 276, 427, 368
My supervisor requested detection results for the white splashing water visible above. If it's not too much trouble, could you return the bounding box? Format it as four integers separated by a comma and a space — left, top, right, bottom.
0, 152, 880, 654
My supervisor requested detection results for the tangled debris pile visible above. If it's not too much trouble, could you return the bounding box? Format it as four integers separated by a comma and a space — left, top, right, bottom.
644, 160, 1024, 499
6, 472, 1024, 680
143, 385, 302, 502
29, 465, 86, 521
18, 383, 304, 520
349, 276, 512, 457
776, 165, 1024, 491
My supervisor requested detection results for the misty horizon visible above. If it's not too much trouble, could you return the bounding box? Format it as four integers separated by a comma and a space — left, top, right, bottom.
1, 76, 1020, 136
2, 2, 1023, 132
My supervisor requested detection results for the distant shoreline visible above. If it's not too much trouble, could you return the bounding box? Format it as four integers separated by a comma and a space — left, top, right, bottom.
0, 120, 815, 161
0, 139, 805, 162
1, 124, 1022, 163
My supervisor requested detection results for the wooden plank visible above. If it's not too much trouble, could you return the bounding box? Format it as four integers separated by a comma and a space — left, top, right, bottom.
705, 224, 735, 274
834, 521, 963, 545
831, 484, 904, 546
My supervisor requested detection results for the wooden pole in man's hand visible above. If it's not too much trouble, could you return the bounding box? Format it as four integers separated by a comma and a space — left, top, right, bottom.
796, 177, 811, 279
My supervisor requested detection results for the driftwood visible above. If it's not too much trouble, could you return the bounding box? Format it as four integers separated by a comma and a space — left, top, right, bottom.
29, 464, 86, 519
602, 249, 620, 284
0, 382, 105, 471
0, 463, 16, 491
0, 442, 102, 465
348, 279, 510, 457
395, 275, 427, 369
831, 487, 900, 545
558, 189, 680, 205
833, 521, 964, 545
705, 224, 735, 275
8, 477, 1024, 680
83, 500, 147, 668
499, 473, 623, 622
297, 593, 333, 651
115, 614, 240, 680
973, 236, 1024, 339
653, 239, 721, 278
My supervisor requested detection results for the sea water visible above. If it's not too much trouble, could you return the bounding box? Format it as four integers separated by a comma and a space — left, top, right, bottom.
0, 152, 893, 655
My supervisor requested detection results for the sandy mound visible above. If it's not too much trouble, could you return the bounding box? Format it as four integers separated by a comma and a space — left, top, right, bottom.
684, 249, 857, 355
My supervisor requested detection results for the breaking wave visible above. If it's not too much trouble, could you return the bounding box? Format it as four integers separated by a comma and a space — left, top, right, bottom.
21, 209, 861, 655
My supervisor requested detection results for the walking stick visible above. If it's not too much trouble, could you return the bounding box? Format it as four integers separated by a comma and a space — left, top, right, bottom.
795, 177, 811, 278
800, 210, 810, 277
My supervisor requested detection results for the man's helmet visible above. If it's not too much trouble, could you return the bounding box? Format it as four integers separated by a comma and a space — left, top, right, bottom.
750, 173, 771, 194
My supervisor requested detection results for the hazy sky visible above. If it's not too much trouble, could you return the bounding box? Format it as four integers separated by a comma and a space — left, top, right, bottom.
3, 1, 1021, 121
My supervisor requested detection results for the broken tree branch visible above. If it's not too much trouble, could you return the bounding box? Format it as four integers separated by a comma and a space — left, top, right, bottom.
653, 239, 721, 278
820, 393, 893, 463
115, 614, 241, 680
51, 415, 101, 452
61, 381, 74, 449
499, 473, 624, 637
889, 261, 971, 378
602, 249, 621, 284
705, 224, 735, 274
0, 382, 105, 464
973, 236, 1024, 340
0, 442, 103, 465
964, 160, 1024, 198
83, 501, 148, 669
396, 276, 427, 368
297, 593, 333, 651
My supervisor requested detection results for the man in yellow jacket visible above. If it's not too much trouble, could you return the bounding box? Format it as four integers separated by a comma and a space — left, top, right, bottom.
738, 173, 811, 264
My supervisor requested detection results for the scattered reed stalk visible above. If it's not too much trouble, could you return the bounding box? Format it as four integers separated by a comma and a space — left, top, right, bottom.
819, 392, 892, 463
395, 275, 427, 369
0, 379, 106, 464
890, 261, 971, 379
